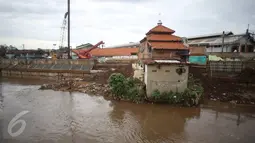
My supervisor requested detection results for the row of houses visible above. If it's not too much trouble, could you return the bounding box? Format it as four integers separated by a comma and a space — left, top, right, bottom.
73, 24, 255, 63
188, 31, 255, 53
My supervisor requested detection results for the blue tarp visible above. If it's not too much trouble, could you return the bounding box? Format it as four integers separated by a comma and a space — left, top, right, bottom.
189, 56, 207, 65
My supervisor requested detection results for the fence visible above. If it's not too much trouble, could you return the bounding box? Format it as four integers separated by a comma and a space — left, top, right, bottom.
207, 61, 255, 77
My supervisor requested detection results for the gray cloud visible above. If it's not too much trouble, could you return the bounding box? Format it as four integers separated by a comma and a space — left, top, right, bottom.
0, 0, 65, 15
92, 0, 152, 3
1, 0, 255, 49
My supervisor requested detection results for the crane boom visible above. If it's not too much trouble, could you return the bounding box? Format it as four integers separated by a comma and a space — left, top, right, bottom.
72, 41, 104, 59
59, 12, 69, 49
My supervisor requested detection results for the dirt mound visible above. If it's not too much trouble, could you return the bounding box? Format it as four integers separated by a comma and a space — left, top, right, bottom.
189, 66, 255, 104
40, 81, 111, 96
237, 67, 255, 84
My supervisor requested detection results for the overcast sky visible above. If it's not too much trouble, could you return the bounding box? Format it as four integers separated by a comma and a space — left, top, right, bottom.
0, 0, 255, 49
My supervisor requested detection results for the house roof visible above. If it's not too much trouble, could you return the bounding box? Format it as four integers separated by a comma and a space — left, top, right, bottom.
141, 22, 186, 50
188, 31, 233, 40
82, 48, 139, 57
147, 34, 182, 42
146, 24, 175, 35
149, 42, 187, 50
188, 34, 248, 46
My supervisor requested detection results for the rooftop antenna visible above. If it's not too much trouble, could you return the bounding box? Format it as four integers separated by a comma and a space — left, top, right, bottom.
246, 24, 250, 35
157, 13, 162, 25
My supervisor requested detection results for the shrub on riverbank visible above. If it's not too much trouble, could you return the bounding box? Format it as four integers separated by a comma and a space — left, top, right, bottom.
108, 73, 145, 103
108, 73, 204, 106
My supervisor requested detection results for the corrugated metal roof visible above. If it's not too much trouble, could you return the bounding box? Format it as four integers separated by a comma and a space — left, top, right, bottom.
188, 31, 233, 40
188, 34, 244, 45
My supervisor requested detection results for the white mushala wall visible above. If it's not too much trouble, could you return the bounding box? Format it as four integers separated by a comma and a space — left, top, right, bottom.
144, 64, 189, 97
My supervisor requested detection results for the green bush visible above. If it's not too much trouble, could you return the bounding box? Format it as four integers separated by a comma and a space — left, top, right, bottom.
108, 73, 127, 97
108, 73, 145, 103
152, 89, 161, 100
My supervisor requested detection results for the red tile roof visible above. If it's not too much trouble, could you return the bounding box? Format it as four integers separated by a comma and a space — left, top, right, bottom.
146, 25, 175, 35
147, 34, 182, 41
149, 42, 187, 50
141, 23, 186, 50
89, 48, 138, 57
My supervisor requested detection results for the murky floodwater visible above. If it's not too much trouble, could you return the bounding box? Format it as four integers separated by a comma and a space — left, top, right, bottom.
1, 78, 255, 143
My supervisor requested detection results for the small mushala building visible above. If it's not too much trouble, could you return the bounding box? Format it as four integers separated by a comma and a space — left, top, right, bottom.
135, 21, 189, 97
138, 21, 189, 61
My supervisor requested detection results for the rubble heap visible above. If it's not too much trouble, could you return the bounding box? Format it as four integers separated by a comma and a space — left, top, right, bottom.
39, 81, 111, 96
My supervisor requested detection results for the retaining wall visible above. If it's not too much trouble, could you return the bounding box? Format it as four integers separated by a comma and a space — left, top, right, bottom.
0, 59, 94, 79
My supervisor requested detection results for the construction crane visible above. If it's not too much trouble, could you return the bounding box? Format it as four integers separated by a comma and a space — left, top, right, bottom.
72, 41, 104, 59
59, 12, 68, 49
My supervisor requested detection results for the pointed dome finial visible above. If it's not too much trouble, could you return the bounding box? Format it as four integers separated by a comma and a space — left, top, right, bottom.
158, 20, 162, 25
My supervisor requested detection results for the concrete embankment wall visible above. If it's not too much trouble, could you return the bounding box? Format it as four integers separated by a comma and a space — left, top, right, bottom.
0, 59, 95, 80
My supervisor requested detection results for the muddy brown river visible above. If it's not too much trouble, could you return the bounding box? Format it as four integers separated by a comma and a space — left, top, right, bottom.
1, 78, 255, 143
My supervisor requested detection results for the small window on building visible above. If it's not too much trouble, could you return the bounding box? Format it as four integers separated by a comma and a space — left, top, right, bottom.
165, 70, 170, 72
152, 70, 157, 72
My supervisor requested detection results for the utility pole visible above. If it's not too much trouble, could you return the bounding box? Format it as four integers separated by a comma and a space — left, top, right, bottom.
245, 24, 249, 52
221, 31, 225, 53
67, 0, 71, 59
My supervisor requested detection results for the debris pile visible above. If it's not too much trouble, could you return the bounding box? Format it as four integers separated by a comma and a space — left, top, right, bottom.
75, 82, 111, 96
39, 81, 111, 96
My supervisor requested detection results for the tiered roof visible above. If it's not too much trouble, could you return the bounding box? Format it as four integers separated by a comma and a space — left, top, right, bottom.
141, 21, 186, 50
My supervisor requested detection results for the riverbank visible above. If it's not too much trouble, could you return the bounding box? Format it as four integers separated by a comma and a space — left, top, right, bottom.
39, 72, 255, 106
39, 72, 204, 107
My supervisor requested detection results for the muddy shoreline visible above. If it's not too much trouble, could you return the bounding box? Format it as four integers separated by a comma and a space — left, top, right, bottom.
39, 76, 255, 106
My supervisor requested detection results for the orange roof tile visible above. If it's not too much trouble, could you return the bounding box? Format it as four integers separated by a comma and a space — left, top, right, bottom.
150, 42, 186, 50
89, 48, 138, 57
146, 25, 175, 35
147, 34, 182, 41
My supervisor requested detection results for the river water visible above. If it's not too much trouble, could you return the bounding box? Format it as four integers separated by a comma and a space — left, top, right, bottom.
1, 78, 255, 143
